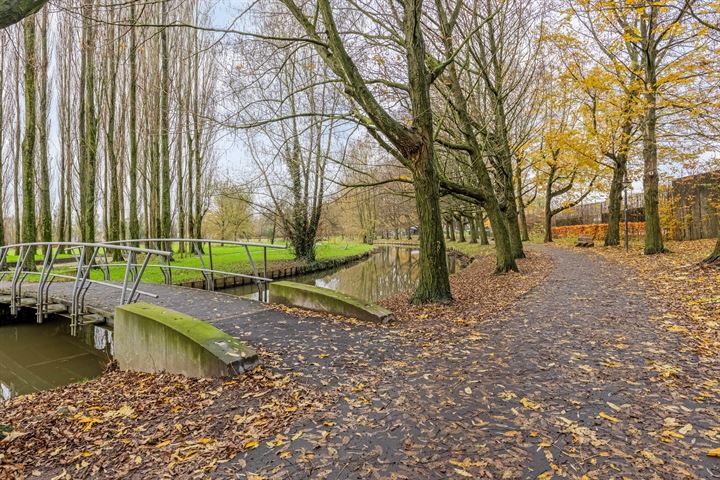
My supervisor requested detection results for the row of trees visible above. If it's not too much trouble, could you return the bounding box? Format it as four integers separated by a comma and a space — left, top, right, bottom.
238, 0, 719, 301
2, 0, 719, 303
0, 0, 219, 257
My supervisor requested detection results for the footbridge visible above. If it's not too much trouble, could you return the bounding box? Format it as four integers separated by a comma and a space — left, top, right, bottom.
0, 239, 285, 332
0, 239, 394, 378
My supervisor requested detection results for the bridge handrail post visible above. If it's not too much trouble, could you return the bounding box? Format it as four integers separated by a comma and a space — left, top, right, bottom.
244, 244, 263, 301
10, 246, 31, 316
192, 241, 212, 291
36, 246, 60, 324
70, 246, 86, 335
160, 252, 173, 286
76, 247, 101, 332
0, 247, 8, 275
120, 250, 135, 304
263, 246, 268, 302
207, 241, 215, 291
127, 254, 153, 304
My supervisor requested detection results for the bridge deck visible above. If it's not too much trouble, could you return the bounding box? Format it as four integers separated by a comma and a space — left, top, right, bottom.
0, 281, 276, 331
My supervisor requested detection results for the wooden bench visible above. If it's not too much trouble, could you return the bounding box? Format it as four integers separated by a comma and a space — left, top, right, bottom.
576, 234, 595, 247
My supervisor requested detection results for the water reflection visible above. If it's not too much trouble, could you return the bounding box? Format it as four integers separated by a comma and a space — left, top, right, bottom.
226, 246, 460, 303
0, 320, 112, 400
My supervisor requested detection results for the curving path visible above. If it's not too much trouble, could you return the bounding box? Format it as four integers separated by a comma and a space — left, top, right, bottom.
221, 246, 720, 479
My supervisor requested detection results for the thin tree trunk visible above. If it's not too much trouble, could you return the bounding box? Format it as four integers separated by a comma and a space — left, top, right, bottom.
21, 17, 37, 267
478, 209, 489, 245
604, 160, 626, 246
468, 214, 478, 243
642, 16, 664, 255
160, 0, 171, 247
106, 17, 122, 260
37, 8, 51, 251
128, 2, 139, 241
456, 213, 466, 242
79, 0, 97, 243
13, 37, 21, 254
544, 170, 554, 243
0, 36, 5, 247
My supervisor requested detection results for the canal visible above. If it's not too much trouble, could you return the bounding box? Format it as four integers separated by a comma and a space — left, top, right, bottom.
0, 318, 112, 401
224, 245, 461, 302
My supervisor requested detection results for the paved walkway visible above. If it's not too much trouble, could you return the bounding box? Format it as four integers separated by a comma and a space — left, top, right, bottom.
222, 246, 720, 479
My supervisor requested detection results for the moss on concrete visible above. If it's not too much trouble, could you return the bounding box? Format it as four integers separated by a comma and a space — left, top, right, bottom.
114, 303, 257, 378
269, 281, 394, 324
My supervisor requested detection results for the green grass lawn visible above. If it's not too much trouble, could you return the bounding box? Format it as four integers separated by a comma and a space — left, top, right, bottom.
445, 241, 494, 257
52, 240, 374, 285
1, 248, 75, 264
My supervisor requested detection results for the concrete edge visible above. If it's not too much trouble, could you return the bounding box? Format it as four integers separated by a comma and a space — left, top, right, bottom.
269, 281, 395, 324
116, 303, 258, 371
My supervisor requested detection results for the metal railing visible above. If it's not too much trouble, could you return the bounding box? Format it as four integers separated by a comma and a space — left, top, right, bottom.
101, 238, 287, 300
0, 239, 286, 335
0, 242, 171, 335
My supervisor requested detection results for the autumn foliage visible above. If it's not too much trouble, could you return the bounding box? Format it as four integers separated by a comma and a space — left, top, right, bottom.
551, 222, 646, 239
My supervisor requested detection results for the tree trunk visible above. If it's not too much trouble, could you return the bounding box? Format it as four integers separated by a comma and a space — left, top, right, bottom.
160, 0, 171, 247
106, 28, 122, 261
478, 209, 489, 245
703, 237, 720, 264
13, 39, 21, 254
127, 2, 139, 241
410, 142, 452, 304
515, 164, 529, 241
468, 214, 478, 243
604, 160, 626, 246
0, 36, 5, 247
79, 0, 97, 243
544, 174, 553, 243
0, 0, 48, 28
642, 31, 664, 255
502, 194, 525, 257
448, 219, 456, 241
484, 200, 517, 272
21, 17, 37, 267
37, 8, 50, 251
456, 213, 465, 242
544, 209, 553, 243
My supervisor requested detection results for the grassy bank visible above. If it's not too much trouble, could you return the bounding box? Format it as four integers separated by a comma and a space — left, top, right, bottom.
61, 240, 374, 285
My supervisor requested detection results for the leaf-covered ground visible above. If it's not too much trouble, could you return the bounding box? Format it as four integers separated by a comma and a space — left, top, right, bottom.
584, 239, 720, 356
3, 245, 720, 478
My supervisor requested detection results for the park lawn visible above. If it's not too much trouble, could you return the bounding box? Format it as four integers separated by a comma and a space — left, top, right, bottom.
374, 237, 495, 258
445, 240, 494, 258
1, 248, 75, 264
81, 240, 373, 284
